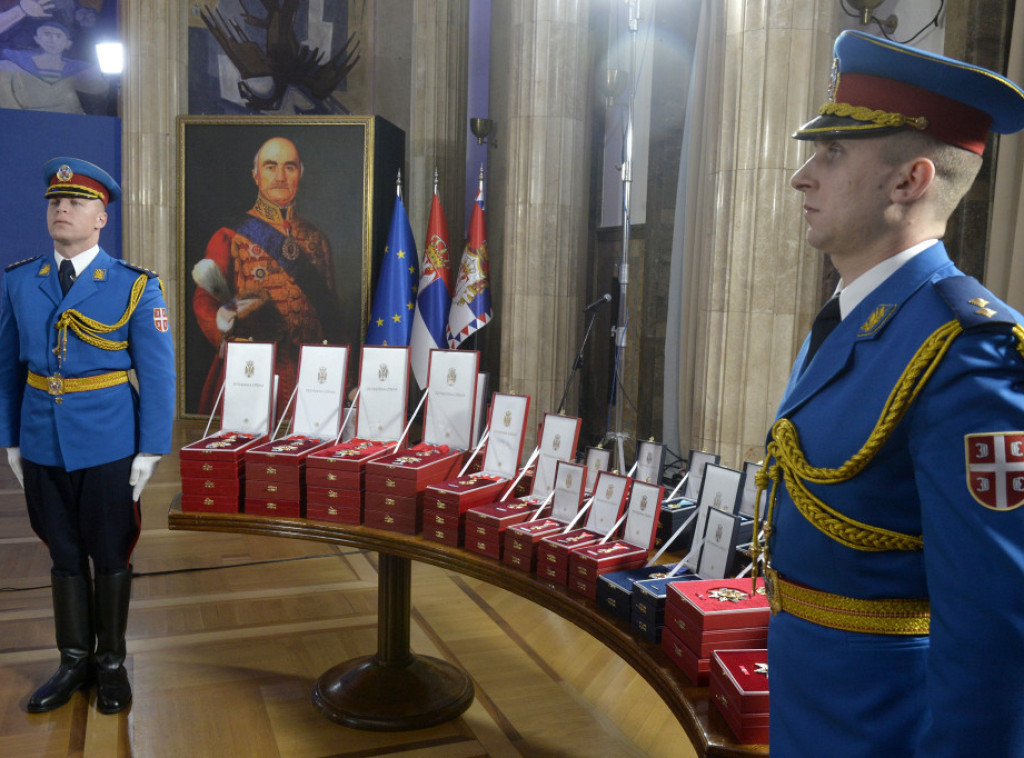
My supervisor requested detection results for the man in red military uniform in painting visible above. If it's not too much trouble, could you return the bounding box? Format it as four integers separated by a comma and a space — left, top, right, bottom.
191, 136, 343, 419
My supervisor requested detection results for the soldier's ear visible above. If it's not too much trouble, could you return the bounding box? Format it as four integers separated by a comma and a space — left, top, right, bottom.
890, 157, 935, 205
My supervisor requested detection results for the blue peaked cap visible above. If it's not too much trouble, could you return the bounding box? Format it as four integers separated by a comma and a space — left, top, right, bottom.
43, 157, 122, 205
794, 30, 1024, 154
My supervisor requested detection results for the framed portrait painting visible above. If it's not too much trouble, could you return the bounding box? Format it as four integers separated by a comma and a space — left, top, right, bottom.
177, 115, 404, 418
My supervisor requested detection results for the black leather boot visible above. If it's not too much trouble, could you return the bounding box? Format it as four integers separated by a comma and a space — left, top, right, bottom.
27, 572, 94, 713
94, 568, 132, 714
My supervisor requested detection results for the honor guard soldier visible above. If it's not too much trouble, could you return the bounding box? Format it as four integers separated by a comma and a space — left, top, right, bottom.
754, 32, 1024, 756
0, 157, 176, 714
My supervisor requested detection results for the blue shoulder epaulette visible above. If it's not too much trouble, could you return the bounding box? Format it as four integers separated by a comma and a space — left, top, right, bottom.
4, 255, 42, 272
933, 275, 1018, 330
116, 259, 159, 278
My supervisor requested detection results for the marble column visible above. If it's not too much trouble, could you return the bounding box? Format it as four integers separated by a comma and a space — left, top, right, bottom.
499, 0, 592, 435
121, 0, 185, 350
691, 0, 838, 466
408, 0, 470, 256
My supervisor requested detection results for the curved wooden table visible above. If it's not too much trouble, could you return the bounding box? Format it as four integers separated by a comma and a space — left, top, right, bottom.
168, 497, 768, 756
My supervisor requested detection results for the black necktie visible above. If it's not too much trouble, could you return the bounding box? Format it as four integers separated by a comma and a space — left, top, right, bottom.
59, 258, 75, 296
806, 295, 841, 363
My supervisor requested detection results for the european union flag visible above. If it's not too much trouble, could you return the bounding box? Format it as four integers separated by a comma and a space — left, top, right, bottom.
366, 189, 418, 346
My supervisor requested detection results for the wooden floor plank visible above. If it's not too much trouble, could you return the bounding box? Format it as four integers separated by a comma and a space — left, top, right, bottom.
0, 422, 697, 757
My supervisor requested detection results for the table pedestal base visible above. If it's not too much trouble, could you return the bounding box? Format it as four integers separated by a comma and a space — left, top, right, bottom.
313, 654, 474, 730
311, 552, 474, 730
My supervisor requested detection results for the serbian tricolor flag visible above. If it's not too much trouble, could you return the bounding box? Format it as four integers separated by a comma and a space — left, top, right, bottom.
448, 168, 492, 348
410, 178, 453, 388
366, 175, 419, 346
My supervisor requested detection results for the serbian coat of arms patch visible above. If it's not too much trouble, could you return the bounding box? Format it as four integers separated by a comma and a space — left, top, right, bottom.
965, 432, 1024, 510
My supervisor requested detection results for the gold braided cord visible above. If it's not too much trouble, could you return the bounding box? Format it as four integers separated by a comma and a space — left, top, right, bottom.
54, 274, 148, 363
820, 101, 929, 131
754, 320, 963, 557
1014, 324, 1024, 362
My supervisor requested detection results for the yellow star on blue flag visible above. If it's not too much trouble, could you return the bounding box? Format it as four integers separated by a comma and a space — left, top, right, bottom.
367, 187, 419, 346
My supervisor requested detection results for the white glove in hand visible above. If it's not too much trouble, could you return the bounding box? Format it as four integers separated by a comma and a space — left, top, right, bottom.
6, 446, 23, 488
215, 304, 237, 333
129, 453, 161, 501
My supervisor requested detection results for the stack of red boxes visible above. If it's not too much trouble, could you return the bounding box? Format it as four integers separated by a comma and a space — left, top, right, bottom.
244, 345, 350, 518
180, 342, 276, 514
180, 432, 263, 513
465, 412, 582, 560
303, 345, 411, 524
535, 470, 631, 586
363, 349, 481, 534
364, 444, 463, 533
566, 479, 664, 599
306, 439, 393, 523
504, 460, 588, 572
709, 648, 770, 744
422, 392, 530, 547
660, 577, 769, 686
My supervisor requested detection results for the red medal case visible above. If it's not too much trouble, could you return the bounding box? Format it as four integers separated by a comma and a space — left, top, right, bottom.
422, 393, 531, 547
567, 480, 664, 598
504, 461, 589, 573
244, 345, 350, 518
180, 342, 276, 513
534, 470, 630, 584
661, 623, 711, 685
364, 444, 462, 534
465, 412, 582, 560
662, 577, 769, 686
303, 346, 410, 523
364, 349, 480, 534
709, 649, 769, 744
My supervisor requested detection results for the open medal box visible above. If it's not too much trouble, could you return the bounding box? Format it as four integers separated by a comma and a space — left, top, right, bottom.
630, 572, 701, 643
681, 463, 747, 574
596, 564, 682, 621
534, 470, 630, 586
304, 346, 410, 524
566, 479, 664, 599
421, 392, 531, 546
243, 344, 350, 518
710, 649, 770, 744
464, 412, 582, 560
662, 577, 769, 685
363, 349, 480, 534
180, 342, 276, 513
503, 460, 588, 573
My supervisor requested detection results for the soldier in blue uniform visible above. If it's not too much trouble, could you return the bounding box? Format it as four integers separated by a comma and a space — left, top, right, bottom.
755, 32, 1024, 756
0, 158, 175, 714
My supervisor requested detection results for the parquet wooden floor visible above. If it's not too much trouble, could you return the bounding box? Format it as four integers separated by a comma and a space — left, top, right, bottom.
0, 422, 697, 757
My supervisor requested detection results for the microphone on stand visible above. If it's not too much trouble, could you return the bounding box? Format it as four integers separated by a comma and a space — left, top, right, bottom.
583, 293, 612, 312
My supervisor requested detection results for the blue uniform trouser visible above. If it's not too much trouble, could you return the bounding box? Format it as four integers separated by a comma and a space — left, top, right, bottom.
23, 456, 139, 576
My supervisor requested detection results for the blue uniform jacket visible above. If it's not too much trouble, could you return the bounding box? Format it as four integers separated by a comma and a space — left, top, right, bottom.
766, 242, 1024, 757
0, 249, 175, 471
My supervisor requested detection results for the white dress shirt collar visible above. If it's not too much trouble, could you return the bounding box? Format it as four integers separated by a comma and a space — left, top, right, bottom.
54, 245, 101, 277
835, 239, 937, 320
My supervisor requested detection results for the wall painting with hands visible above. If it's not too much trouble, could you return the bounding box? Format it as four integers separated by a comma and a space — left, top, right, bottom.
0, 0, 119, 116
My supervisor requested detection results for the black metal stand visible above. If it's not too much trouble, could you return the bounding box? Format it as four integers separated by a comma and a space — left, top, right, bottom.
557, 304, 603, 415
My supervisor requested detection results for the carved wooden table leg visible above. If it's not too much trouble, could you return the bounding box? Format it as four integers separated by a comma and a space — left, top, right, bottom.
312, 553, 475, 730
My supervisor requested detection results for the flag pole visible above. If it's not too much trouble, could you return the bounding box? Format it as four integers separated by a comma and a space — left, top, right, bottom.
605, 0, 640, 472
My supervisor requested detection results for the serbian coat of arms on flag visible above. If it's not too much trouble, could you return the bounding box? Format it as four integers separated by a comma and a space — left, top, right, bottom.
965, 432, 1024, 510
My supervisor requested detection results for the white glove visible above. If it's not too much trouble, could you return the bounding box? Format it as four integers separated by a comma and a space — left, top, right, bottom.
215, 304, 237, 333
129, 453, 161, 501
6, 447, 23, 488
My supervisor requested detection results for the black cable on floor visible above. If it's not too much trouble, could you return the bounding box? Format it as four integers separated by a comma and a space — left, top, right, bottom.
0, 548, 369, 592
